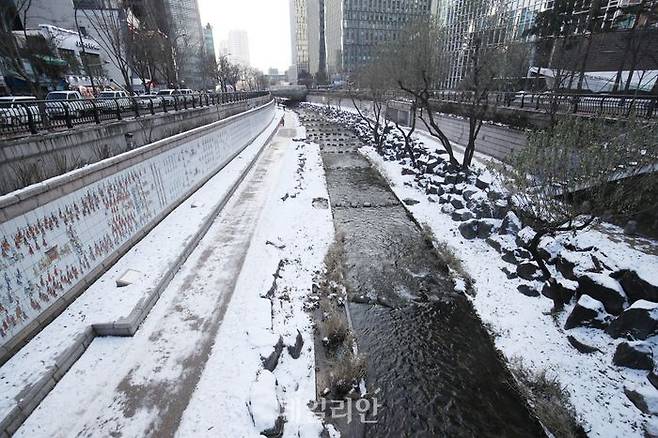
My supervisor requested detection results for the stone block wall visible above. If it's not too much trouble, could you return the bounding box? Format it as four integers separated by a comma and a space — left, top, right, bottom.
0, 100, 275, 358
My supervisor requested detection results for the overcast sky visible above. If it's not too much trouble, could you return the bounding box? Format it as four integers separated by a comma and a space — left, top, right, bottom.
197, 0, 292, 73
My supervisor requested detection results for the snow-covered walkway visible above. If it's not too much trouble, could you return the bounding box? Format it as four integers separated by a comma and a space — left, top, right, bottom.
12, 111, 334, 437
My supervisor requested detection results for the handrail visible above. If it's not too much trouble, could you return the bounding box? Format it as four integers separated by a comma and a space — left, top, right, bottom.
0, 91, 271, 138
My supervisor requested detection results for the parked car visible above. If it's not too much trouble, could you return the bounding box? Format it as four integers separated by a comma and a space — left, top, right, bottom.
45, 91, 94, 118
136, 93, 162, 109
96, 90, 132, 112
156, 89, 182, 105
0, 96, 42, 126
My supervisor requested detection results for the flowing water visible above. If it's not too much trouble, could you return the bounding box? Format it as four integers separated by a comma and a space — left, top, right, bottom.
298, 108, 545, 438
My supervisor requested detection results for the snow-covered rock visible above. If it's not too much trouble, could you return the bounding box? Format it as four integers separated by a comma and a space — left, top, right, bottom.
475, 172, 492, 190
624, 383, 658, 415
516, 262, 545, 281
458, 220, 478, 240
247, 371, 283, 436
515, 226, 537, 249
607, 300, 658, 340
499, 211, 522, 236
613, 341, 654, 370
451, 208, 474, 222
611, 268, 658, 304
577, 273, 627, 315
450, 197, 465, 210
564, 294, 611, 329
517, 283, 541, 297
541, 277, 578, 305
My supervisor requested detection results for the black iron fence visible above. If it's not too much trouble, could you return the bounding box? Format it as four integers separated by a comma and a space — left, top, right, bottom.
428, 90, 657, 120
0, 91, 270, 138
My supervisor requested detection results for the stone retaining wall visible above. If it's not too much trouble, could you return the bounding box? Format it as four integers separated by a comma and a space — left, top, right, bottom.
0, 95, 271, 194
0, 99, 275, 361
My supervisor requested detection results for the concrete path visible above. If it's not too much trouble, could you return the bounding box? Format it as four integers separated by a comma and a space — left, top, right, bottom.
16, 116, 291, 437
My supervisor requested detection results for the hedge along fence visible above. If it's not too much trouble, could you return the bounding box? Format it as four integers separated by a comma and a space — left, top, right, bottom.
0, 99, 275, 362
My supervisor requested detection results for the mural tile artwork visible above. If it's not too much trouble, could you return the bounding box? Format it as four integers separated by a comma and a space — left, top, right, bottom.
0, 106, 273, 346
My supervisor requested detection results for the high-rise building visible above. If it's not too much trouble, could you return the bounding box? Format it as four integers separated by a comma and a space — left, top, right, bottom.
324, 0, 342, 77
434, 0, 658, 89
228, 29, 251, 66
162, 0, 204, 89
289, 0, 320, 79
203, 23, 216, 61
338, 0, 434, 72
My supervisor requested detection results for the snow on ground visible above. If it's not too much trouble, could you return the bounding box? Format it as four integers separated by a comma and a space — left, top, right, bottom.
0, 113, 282, 423
175, 111, 333, 437
360, 138, 657, 438
13, 110, 333, 438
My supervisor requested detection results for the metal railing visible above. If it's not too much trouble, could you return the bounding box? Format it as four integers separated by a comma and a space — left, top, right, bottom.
0, 91, 270, 138
427, 90, 657, 120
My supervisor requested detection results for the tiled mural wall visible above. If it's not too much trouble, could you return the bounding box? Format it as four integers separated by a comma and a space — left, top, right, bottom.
0, 102, 274, 349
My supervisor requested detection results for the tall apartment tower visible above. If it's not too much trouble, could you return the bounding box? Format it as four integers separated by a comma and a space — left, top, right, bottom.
290, 0, 321, 79
203, 23, 216, 61
163, 0, 204, 89
228, 29, 251, 66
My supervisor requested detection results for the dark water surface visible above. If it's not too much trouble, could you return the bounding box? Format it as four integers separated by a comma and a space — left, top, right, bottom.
300, 109, 544, 438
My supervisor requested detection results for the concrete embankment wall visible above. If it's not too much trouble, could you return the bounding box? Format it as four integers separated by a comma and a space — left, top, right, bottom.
307, 93, 528, 161
0, 99, 275, 360
0, 95, 271, 194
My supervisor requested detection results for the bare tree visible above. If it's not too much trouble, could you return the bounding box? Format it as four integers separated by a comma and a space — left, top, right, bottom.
384, 18, 459, 166
498, 116, 658, 308
458, 38, 529, 168
79, 0, 133, 92
349, 60, 393, 152
216, 55, 240, 92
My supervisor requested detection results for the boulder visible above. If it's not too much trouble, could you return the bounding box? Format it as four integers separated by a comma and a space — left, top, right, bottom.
287, 329, 304, 359
501, 266, 517, 279
516, 262, 545, 281
624, 384, 658, 415
499, 211, 522, 236
426, 185, 444, 196
564, 295, 611, 329
438, 194, 452, 204
577, 273, 627, 315
613, 341, 654, 370
607, 300, 658, 340
515, 226, 537, 249
441, 204, 455, 215
475, 172, 492, 190
517, 284, 540, 297
462, 187, 481, 201
649, 369, 658, 390
492, 199, 509, 219
537, 237, 563, 263
444, 173, 457, 184
611, 269, 658, 304
476, 219, 499, 239
567, 335, 601, 354
401, 167, 416, 176
555, 254, 578, 281
450, 197, 465, 210
458, 220, 478, 240
261, 336, 285, 372
541, 277, 578, 305
472, 203, 494, 219
451, 208, 475, 222
248, 371, 284, 436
